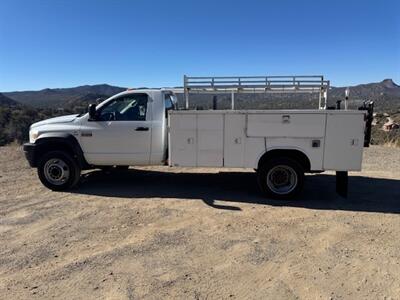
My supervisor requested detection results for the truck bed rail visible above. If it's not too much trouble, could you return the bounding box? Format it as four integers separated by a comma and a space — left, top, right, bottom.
183, 75, 330, 110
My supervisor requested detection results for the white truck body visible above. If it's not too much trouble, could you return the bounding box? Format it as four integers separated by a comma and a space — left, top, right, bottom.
168, 110, 365, 171
24, 75, 374, 198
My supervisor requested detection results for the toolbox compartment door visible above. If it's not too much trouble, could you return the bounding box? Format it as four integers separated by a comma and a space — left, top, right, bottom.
169, 114, 197, 167
323, 113, 365, 171
247, 113, 325, 138
197, 114, 224, 167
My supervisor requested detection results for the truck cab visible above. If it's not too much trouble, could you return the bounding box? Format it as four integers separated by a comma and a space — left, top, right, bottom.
24, 89, 176, 190
78, 89, 176, 166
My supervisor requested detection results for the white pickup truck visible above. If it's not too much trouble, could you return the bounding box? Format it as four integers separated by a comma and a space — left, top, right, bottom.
23, 75, 373, 199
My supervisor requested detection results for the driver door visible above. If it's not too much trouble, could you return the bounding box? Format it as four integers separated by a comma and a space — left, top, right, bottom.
80, 93, 152, 165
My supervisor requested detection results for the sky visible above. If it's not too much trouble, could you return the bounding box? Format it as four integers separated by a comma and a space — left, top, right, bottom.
0, 0, 399, 91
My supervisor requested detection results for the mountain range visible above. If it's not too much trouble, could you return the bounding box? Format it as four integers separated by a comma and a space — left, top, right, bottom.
2, 84, 125, 108
0, 93, 19, 107
329, 79, 400, 103
1, 79, 400, 112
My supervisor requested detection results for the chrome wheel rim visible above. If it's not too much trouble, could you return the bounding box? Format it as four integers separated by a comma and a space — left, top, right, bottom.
44, 158, 70, 185
266, 165, 297, 195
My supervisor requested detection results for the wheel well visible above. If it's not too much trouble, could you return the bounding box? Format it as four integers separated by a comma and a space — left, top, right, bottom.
33, 136, 89, 169
257, 149, 311, 172
35, 142, 76, 162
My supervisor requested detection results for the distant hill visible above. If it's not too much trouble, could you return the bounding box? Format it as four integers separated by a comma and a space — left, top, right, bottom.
0, 79, 399, 147
3, 84, 125, 108
65, 93, 109, 107
2, 79, 400, 112
174, 79, 400, 111
0, 93, 19, 107
331, 79, 400, 98
329, 79, 400, 111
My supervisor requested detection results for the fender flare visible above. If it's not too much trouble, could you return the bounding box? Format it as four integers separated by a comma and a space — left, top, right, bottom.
32, 133, 89, 168
256, 147, 311, 172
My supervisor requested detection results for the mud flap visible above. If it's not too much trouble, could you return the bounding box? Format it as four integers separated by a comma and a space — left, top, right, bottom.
358, 101, 374, 147
336, 171, 348, 198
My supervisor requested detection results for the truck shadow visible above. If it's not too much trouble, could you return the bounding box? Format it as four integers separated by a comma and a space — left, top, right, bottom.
73, 169, 400, 214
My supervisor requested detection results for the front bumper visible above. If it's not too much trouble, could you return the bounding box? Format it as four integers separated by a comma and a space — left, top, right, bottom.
23, 143, 37, 167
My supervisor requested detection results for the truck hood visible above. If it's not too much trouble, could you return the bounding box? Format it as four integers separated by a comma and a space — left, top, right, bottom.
31, 114, 79, 129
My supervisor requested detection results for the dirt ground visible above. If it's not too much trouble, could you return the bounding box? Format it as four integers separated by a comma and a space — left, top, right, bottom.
0, 145, 399, 300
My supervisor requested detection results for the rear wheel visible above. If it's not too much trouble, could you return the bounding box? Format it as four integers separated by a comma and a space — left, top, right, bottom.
38, 151, 81, 191
257, 157, 304, 199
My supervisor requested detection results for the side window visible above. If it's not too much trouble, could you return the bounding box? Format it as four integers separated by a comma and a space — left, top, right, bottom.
98, 94, 148, 121
164, 94, 175, 117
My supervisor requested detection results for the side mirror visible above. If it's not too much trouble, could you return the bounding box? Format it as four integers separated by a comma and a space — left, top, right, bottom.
88, 104, 97, 120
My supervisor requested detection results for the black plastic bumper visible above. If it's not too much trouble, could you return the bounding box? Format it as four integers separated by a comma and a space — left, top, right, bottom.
23, 143, 37, 167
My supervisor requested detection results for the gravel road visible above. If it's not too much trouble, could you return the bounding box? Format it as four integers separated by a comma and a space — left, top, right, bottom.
0, 145, 399, 299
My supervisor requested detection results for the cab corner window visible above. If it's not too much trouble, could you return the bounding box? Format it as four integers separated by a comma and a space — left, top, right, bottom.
98, 94, 148, 121
164, 94, 175, 117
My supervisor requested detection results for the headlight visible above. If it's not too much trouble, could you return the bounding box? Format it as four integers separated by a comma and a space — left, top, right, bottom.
29, 130, 39, 143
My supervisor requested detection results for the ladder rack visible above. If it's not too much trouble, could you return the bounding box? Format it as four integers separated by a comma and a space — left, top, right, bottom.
183, 75, 330, 110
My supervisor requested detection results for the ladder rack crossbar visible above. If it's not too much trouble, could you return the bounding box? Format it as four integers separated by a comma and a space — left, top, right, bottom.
187, 80, 326, 85
186, 87, 324, 92
187, 84, 326, 88
187, 75, 324, 79
183, 75, 330, 110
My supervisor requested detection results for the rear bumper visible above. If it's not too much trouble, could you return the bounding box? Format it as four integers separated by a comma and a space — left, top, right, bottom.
23, 143, 37, 167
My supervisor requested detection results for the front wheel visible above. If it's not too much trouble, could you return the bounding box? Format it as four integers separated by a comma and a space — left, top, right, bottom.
257, 157, 304, 200
37, 151, 81, 191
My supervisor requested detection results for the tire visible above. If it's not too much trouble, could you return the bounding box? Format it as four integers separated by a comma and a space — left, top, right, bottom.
257, 157, 304, 200
37, 151, 81, 191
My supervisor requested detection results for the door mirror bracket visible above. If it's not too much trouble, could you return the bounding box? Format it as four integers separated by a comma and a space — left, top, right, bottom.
88, 104, 97, 121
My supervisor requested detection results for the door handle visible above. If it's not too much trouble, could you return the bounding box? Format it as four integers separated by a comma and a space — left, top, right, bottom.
135, 127, 149, 131
282, 115, 290, 123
